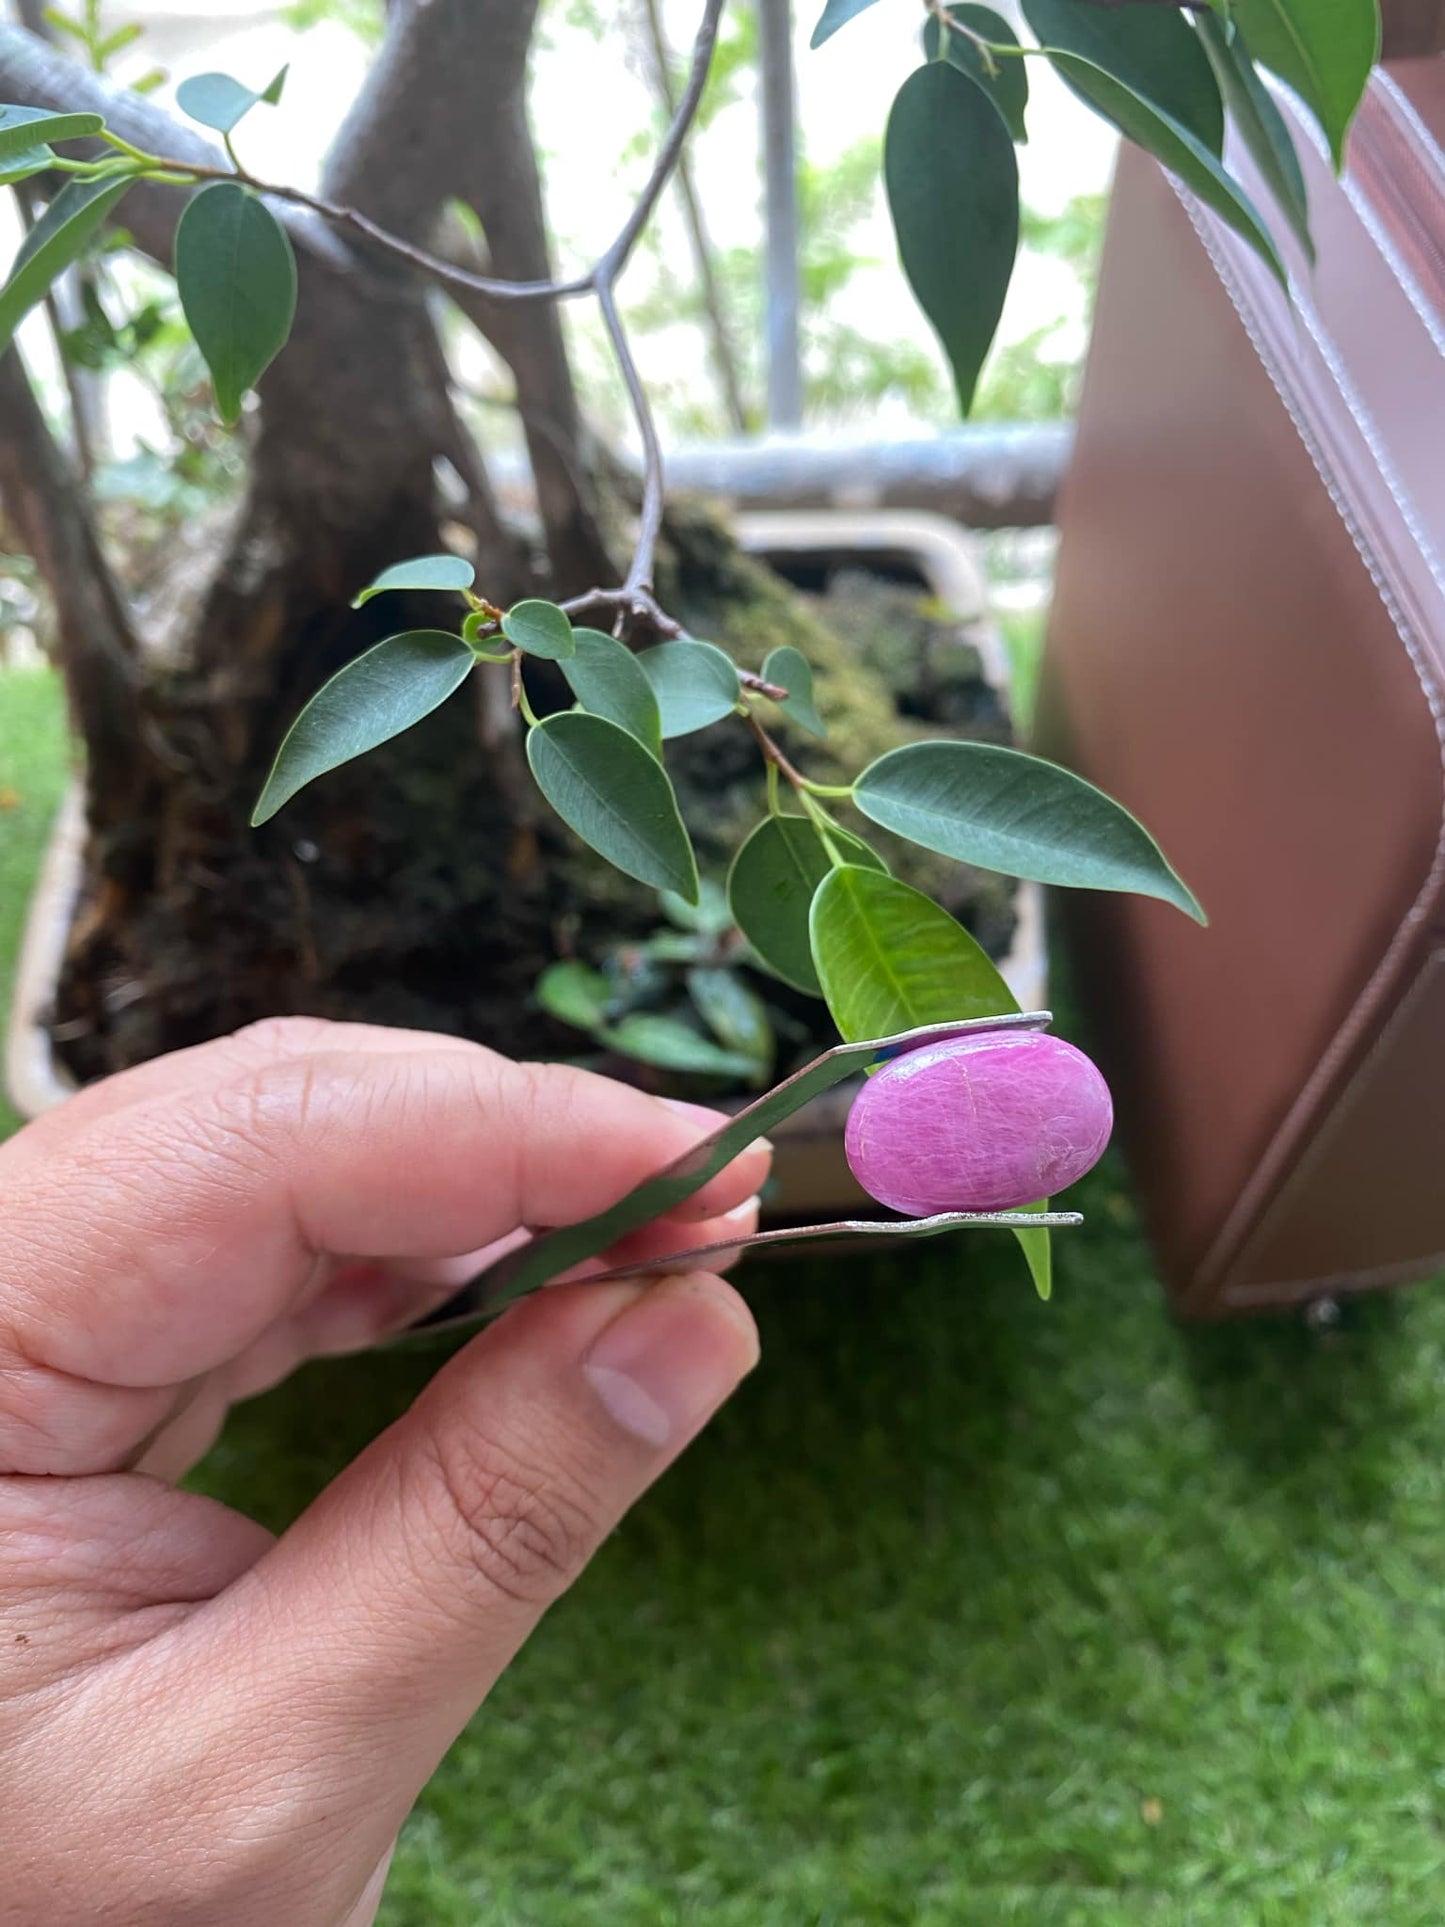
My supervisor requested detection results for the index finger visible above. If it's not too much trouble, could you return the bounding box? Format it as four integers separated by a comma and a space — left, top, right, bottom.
0, 1036, 770, 1392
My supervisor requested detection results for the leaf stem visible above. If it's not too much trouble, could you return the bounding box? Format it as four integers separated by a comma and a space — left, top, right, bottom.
512, 654, 539, 727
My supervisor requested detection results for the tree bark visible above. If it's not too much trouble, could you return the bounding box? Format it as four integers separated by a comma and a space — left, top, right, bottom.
0, 349, 139, 797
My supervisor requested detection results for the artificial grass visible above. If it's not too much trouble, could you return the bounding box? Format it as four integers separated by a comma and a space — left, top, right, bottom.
5, 668, 1445, 1923
0, 666, 70, 1137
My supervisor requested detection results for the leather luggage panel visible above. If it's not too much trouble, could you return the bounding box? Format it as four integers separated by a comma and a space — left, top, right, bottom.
1038, 78, 1445, 1311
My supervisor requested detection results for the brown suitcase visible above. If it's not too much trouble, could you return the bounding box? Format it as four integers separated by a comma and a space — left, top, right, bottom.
1036, 57, 1445, 1317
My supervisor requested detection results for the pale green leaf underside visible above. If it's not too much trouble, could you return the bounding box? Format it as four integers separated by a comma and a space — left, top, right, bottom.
562, 628, 663, 754
0, 104, 103, 159
352, 554, 475, 606
761, 644, 826, 739
636, 639, 742, 738
502, 599, 575, 659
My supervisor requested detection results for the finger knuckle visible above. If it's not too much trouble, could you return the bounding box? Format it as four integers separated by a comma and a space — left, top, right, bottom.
416, 1419, 600, 1609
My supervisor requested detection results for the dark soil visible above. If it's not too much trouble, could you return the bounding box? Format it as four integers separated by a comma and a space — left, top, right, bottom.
51, 504, 1017, 1092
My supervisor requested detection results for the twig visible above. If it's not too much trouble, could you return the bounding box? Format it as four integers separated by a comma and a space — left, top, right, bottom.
742, 705, 810, 791
119, 0, 726, 311
104, 0, 728, 624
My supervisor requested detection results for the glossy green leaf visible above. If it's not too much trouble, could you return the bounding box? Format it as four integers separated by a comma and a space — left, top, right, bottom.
809, 865, 1018, 1044
854, 740, 1205, 921
174, 182, 296, 422
352, 553, 475, 607
0, 174, 133, 354
1022, 0, 1224, 152
687, 967, 773, 1071
601, 1013, 759, 1082
536, 959, 611, 1032
561, 628, 663, 755
0, 104, 103, 159
0, 144, 53, 187
1013, 1200, 1053, 1302
761, 644, 826, 739
636, 638, 741, 738
810, 0, 883, 49
176, 66, 288, 135
501, 598, 575, 660
884, 60, 1019, 416
252, 629, 474, 825
1231, 0, 1378, 170
923, 4, 1030, 143
1044, 52, 1285, 287
1198, 12, 1312, 259
727, 814, 886, 995
526, 711, 699, 901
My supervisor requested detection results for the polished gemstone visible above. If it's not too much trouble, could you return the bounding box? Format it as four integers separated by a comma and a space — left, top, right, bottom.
844, 1030, 1113, 1215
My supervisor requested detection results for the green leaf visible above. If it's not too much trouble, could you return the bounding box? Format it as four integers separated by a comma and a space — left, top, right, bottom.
810, 0, 883, 50
601, 1013, 759, 1082
761, 644, 826, 739
636, 639, 742, 738
561, 628, 663, 755
0, 144, 54, 187
526, 711, 699, 901
1044, 52, 1285, 287
687, 967, 773, 1072
1012, 1200, 1053, 1302
536, 959, 611, 1032
809, 865, 1018, 1044
252, 629, 475, 825
501, 598, 575, 660
351, 553, 475, 607
176, 66, 289, 135
854, 740, 1205, 921
661, 877, 731, 937
727, 814, 886, 995
923, 4, 1030, 144
1022, 0, 1224, 153
0, 174, 133, 355
884, 61, 1019, 416
1198, 12, 1312, 259
174, 182, 296, 423
1231, 0, 1378, 171
0, 104, 104, 159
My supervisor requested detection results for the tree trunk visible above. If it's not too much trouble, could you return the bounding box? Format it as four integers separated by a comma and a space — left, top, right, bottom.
0, 7, 629, 1078
0, 7, 1012, 1087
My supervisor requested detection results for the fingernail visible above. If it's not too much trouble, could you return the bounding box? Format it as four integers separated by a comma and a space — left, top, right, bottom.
582, 1273, 758, 1448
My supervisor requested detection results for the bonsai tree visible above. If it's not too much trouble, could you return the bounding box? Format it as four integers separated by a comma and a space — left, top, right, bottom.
0, 0, 1378, 1289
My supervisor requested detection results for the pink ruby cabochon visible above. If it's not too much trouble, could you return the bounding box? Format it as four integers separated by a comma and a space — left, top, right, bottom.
843, 1030, 1113, 1217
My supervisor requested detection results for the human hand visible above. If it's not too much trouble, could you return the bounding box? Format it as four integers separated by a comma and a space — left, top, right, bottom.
0, 1018, 766, 1924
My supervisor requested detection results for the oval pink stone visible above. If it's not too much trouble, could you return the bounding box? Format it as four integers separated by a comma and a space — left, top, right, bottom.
844, 1030, 1113, 1215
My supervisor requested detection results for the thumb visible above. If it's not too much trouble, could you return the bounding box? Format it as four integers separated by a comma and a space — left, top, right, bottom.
190, 1272, 757, 1841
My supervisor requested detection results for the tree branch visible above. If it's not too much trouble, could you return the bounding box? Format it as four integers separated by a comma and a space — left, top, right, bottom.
0, 347, 141, 796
